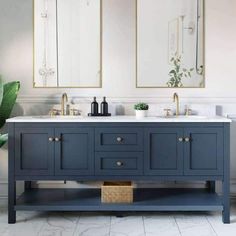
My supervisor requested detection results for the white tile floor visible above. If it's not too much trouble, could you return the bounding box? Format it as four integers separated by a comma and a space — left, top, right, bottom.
0, 205, 236, 236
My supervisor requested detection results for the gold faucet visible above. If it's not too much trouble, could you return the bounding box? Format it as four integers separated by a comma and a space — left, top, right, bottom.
173, 93, 180, 116
61, 93, 68, 116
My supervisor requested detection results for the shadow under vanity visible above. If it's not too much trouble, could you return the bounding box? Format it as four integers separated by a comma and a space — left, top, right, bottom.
7, 116, 231, 224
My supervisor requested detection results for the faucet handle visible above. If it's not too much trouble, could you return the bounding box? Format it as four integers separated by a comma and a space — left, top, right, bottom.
70, 108, 81, 116
49, 109, 59, 117
185, 107, 192, 116
164, 109, 172, 117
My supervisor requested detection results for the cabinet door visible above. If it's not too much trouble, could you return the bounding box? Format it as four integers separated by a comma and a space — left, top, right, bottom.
15, 128, 54, 176
55, 128, 94, 175
144, 128, 184, 175
184, 128, 223, 175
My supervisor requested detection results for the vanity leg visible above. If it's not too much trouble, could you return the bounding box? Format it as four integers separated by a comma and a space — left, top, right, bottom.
222, 179, 230, 224
8, 180, 16, 224
222, 123, 230, 224
207, 181, 215, 192
24, 181, 32, 190
8, 124, 16, 224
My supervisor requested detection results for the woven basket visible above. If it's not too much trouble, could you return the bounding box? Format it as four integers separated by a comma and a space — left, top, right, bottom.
101, 182, 133, 203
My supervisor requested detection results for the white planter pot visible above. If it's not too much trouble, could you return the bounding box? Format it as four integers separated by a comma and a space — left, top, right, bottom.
135, 110, 147, 119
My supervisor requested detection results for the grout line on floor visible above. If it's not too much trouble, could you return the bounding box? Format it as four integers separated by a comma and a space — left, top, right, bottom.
174, 215, 183, 236
109, 215, 112, 236
206, 215, 219, 236
142, 215, 147, 236
72, 213, 81, 236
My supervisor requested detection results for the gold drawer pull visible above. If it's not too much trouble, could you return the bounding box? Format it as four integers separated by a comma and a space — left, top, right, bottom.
116, 161, 123, 167
116, 137, 123, 143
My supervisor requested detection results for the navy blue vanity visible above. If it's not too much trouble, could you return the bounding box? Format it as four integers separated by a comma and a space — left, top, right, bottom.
7, 116, 231, 223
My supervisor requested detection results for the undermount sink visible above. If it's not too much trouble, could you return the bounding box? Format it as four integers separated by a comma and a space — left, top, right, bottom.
174, 115, 207, 119
34, 115, 83, 119
160, 115, 207, 119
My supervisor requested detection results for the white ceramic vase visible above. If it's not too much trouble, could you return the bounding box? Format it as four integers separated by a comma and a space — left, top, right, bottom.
135, 110, 147, 119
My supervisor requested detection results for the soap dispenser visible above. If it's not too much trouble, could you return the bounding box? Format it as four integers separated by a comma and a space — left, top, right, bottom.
101, 97, 108, 115
91, 97, 98, 115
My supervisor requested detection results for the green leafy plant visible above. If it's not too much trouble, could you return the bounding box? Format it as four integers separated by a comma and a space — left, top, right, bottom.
167, 54, 194, 88
134, 103, 149, 111
0, 76, 20, 148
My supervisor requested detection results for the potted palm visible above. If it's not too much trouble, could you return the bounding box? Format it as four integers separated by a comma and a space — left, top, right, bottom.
134, 103, 149, 119
0, 76, 20, 148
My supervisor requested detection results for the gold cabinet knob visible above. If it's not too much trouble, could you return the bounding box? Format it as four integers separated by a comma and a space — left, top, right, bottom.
116, 161, 123, 167
116, 137, 123, 143
185, 137, 190, 142
48, 137, 54, 142
178, 137, 184, 142
55, 137, 61, 142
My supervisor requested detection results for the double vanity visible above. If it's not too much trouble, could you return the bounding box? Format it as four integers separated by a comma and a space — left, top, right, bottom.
7, 115, 231, 223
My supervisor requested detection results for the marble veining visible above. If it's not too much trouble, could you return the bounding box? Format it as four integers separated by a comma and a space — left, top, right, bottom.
0, 205, 236, 236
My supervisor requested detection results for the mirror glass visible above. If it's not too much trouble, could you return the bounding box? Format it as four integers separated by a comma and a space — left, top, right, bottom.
34, 0, 101, 88
137, 0, 205, 88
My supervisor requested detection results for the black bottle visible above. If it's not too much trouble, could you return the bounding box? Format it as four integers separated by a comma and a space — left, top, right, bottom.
101, 97, 108, 115
91, 97, 98, 115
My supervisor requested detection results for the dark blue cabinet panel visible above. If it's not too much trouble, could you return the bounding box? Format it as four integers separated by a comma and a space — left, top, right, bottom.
95, 128, 143, 151
8, 122, 230, 224
55, 128, 94, 175
95, 152, 143, 175
15, 128, 54, 176
144, 128, 184, 175
184, 128, 223, 175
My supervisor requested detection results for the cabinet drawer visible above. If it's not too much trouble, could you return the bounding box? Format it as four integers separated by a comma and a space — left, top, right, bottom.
95, 152, 143, 175
95, 128, 143, 151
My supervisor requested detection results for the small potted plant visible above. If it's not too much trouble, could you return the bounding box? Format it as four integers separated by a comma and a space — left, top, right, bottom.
134, 103, 149, 118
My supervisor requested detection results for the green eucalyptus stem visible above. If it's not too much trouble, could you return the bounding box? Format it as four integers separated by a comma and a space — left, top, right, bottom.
167, 54, 194, 88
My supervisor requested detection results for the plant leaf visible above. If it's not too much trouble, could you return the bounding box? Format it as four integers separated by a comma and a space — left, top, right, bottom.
0, 81, 20, 129
0, 133, 8, 148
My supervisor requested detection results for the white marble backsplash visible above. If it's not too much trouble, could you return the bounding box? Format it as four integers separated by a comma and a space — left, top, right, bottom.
15, 100, 217, 118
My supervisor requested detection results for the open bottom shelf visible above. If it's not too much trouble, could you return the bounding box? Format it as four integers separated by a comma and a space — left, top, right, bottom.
15, 188, 223, 212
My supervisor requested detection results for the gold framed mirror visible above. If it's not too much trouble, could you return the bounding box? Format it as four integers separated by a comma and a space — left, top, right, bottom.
33, 0, 102, 88
136, 0, 205, 88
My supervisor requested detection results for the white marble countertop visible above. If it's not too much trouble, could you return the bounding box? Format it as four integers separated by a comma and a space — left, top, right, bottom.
6, 115, 232, 123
